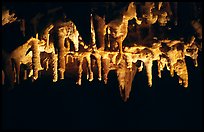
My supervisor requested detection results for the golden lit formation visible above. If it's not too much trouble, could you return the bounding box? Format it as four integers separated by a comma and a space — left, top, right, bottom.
2, 2, 202, 101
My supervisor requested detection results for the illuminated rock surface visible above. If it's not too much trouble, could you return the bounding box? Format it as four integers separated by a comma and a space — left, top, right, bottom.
1, 2, 202, 102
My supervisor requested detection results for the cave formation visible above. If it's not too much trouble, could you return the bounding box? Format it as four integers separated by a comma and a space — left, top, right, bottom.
1, 2, 202, 102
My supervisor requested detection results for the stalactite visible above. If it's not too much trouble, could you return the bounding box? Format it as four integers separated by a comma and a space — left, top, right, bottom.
116, 54, 138, 102
92, 52, 102, 81
64, 21, 81, 52
174, 59, 188, 88
32, 39, 42, 80
101, 53, 110, 84
126, 64, 137, 98
75, 52, 94, 84
76, 55, 84, 85
71, 55, 74, 63
137, 61, 143, 72
117, 62, 126, 99
57, 28, 66, 80
85, 54, 94, 82
44, 58, 49, 71
105, 26, 111, 50
90, 14, 97, 51
65, 38, 70, 52
51, 53, 58, 82
93, 14, 106, 50
125, 53, 133, 69
140, 48, 154, 87
144, 60, 153, 87
158, 2, 163, 10
157, 56, 168, 78
110, 53, 117, 65
167, 43, 185, 77
28, 69, 33, 78
65, 54, 69, 64
43, 24, 54, 37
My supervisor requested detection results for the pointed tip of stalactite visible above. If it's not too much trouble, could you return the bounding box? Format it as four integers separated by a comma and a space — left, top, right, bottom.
170, 70, 174, 77
53, 79, 57, 83
76, 80, 82, 86
120, 90, 129, 102
59, 77, 64, 80
31, 77, 37, 82
98, 77, 102, 81
120, 92, 125, 102
194, 60, 198, 67
183, 81, 188, 88
28, 70, 33, 77
170, 73, 174, 77
158, 72, 162, 78
184, 85, 188, 88
86, 74, 89, 80
104, 79, 108, 84
88, 78, 93, 82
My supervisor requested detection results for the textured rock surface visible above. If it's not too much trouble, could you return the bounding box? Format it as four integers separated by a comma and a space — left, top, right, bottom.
2, 2, 202, 102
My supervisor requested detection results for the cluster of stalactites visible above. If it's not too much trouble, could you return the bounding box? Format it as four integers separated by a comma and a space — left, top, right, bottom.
3, 33, 199, 101
2, 2, 201, 102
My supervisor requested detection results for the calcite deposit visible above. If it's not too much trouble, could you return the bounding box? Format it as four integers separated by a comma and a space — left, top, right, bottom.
2, 2, 202, 101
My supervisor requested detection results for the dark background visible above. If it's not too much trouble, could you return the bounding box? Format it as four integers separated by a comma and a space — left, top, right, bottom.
1, 1, 203, 130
